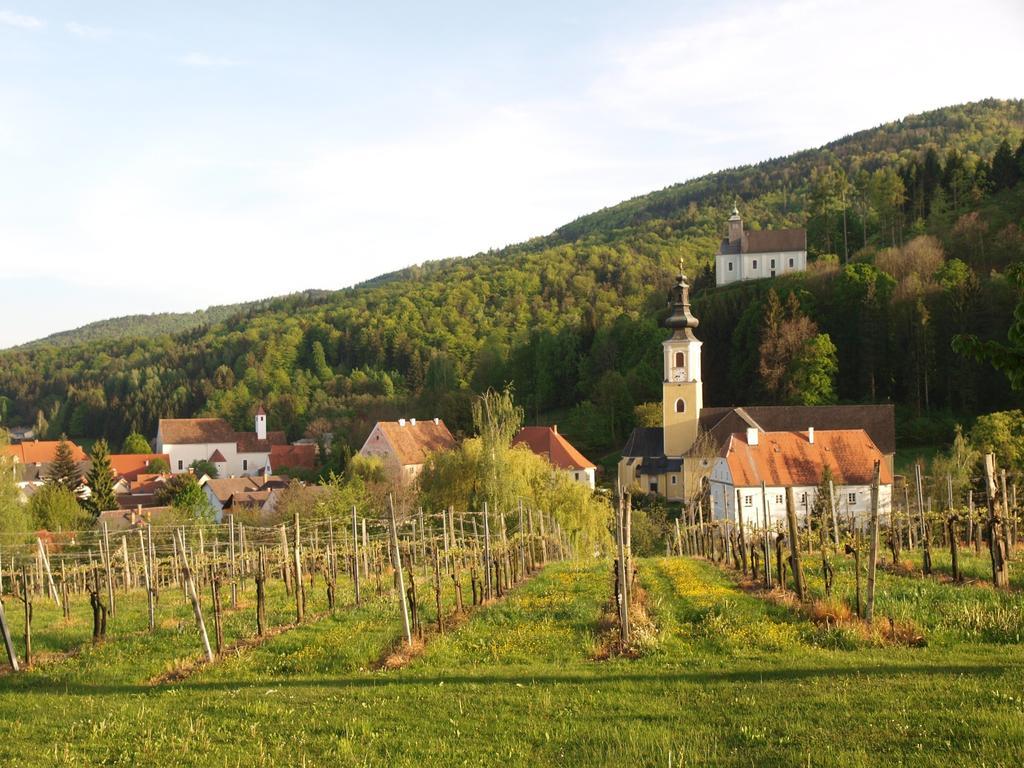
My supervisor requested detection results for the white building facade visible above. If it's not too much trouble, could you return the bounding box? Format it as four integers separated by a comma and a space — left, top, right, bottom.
715, 207, 807, 287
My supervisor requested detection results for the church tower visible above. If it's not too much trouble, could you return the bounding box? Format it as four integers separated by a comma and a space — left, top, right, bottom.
662, 262, 703, 457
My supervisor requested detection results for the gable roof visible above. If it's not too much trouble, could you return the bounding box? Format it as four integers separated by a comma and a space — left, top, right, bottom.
235, 430, 287, 453
370, 419, 456, 466
724, 429, 893, 488
109, 453, 170, 482
621, 427, 665, 459
2, 440, 88, 464
270, 443, 317, 470
698, 404, 895, 457
203, 477, 265, 504
159, 418, 237, 444
719, 229, 806, 256
512, 427, 595, 471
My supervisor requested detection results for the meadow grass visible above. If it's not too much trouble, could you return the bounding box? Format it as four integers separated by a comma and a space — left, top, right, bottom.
0, 558, 1021, 766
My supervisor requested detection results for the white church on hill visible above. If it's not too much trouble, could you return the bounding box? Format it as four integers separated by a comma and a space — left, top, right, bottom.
715, 206, 807, 286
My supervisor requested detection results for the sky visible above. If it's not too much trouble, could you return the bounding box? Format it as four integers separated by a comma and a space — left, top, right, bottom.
1, 0, 1022, 348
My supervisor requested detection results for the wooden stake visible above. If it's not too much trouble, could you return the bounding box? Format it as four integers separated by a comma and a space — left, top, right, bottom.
176, 529, 214, 663
389, 494, 413, 648
784, 487, 805, 600
865, 461, 881, 622
351, 506, 361, 606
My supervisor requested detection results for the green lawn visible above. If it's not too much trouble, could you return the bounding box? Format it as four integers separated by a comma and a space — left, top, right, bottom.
0, 557, 1022, 766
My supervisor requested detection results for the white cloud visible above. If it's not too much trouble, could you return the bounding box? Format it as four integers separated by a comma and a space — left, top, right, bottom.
178, 52, 240, 69
65, 21, 111, 39
0, 10, 44, 29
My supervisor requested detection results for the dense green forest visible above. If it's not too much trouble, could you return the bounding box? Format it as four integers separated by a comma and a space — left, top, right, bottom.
1, 99, 1023, 463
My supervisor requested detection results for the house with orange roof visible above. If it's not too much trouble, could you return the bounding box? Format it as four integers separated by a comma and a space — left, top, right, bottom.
512, 425, 596, 489
708, 427, 893, 528
358, 418, 455, 480
1, 439, 89, 486
108, 453, 170, 482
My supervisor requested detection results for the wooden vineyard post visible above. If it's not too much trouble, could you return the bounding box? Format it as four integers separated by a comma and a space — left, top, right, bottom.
102, 522, 115, 617
984, 453, 1010, 588
947, 475, 961, 583
279, 524, 292, 595
37, 538, 60, 608
915, 463, 932, 575
19, 568, 31, 667
210, 565, 224, 656
120, 536, 132, 594
433, 545, 443, 634
760, 484, 773, 589
1000, 469, 1013, 561
138, 529, 155, 632
865, 461, 881, 622
615, 493, 630, 647
829, 479, 840, 548
784, 488, 805, 601
293, 512, 305, 623
0, 595, 17, 672
175, 529, 214, 663
482, 503, 493, 601
389, 494, 413, 648
674, 518, 684, 558
148, 524, 157, 598
736, 494, 748, 575
351, 506, 361, 606
256, 547, 267, 636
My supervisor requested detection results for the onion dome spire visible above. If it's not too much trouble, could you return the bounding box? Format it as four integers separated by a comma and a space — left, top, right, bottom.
666, 258, 699, 338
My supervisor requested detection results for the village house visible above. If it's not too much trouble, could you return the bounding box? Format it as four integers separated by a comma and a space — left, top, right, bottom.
358, 418, 455, 479
715, 206, 807, 286
618, 263, 895, 508
512, 426, 596, 489
1, 439, 89, 488
155, 406, 287, 477
202, 474, 289, 521
708, 427, 893, 527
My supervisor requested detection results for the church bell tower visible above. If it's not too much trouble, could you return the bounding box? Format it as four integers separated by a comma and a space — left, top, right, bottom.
662, 262, 703, 457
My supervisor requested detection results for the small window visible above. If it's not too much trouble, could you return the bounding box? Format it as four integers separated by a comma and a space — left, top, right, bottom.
789, 258, 794, 268
752, 259, 758, 269
675, 398, 686, 413
728, 261, 733, 271
243, 459, 248, 470
674, 351, 686, 368
177, 460, 183, 470
776, 494, 783, 505
770, 259, 775, 268
744, 495, 753, 506
649, 482, 658, 492
848, 492, 857, 504
671, 475, 677, 485
800, 492, 807, 504
574, 472, 579, 480
635, 467, 641, 479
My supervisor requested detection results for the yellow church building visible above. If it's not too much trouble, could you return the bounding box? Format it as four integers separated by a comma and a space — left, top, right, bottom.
618, 263, 896, 504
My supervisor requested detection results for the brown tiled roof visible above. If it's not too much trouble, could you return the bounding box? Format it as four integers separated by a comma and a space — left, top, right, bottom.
109, 453, 170, 482
159, 418, 237, 444
235, 431, 287, 453
228, 490, 272, 507
371, 419, 456, 466
270, 443, 317, 470
744, 229, 806, 254
204, 477, 264, 504
512, 426, 595, 471
724, 429, 892, 487
209, 449, 227, 463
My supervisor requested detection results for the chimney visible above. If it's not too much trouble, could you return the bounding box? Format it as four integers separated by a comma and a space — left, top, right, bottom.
410, 418, 417, 426
399, 418, 406, 427
808, 427, 815, 444
552, 424, 558, 434
746, 427, 759, 446
433, 417, 439, 425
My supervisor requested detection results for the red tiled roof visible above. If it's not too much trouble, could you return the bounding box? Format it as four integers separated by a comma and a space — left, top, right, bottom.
209, 449, 227, 463
109, 453, 170, 482
370, 419, 456, 466
270, 443, 317, 470
158, 418, 237, 444
512, 426, 595, 471
2, 440, 87, 464
724, 429, 892, 488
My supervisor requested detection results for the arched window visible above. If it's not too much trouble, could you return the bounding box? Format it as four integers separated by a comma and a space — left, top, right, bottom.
675, 398, 686, 413
674, 351, 686, 368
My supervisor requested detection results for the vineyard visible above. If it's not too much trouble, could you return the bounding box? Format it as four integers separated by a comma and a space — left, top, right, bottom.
0, 487, 1023, 767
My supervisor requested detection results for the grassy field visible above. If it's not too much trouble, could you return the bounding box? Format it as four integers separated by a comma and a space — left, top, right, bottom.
0, 555, 1023, 766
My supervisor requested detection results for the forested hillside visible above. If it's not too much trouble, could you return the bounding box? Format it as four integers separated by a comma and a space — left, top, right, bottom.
1, 99, 1023, 462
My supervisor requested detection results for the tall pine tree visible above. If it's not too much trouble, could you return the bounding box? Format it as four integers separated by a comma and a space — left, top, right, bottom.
84, 438, 117, 516
46, 435, 82, 494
